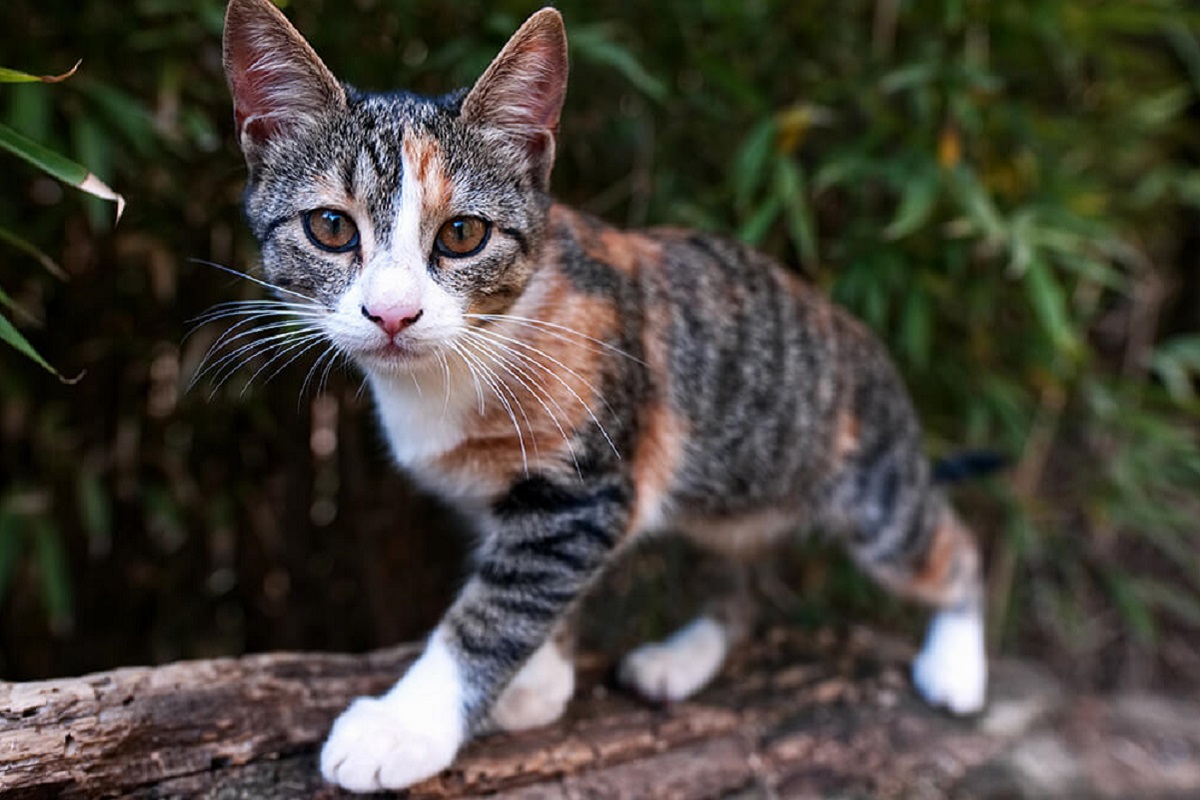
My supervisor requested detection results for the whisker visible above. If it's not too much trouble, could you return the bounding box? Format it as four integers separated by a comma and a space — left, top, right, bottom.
190, 258, 320, 304
459, 335, 581, 477
209, 330, 327, 396
241, 332, 331, 396
452, 341, 530, 475
464, 313, 644, 365
464, 328, 620, 460
192, 320, 321, 390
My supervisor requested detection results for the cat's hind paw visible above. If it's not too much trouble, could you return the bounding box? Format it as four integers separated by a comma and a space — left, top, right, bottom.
489, 639, 575, 732
912, 606, 988, 715
618, 616, 728, 703
320, 695, 460, 793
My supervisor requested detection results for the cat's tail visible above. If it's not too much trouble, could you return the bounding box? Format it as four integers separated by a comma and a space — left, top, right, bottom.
931, 450, 1010, 484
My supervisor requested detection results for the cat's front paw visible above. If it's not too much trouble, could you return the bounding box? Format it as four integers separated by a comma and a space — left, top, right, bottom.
912, 606, 987, 715
320, 695, 461, 793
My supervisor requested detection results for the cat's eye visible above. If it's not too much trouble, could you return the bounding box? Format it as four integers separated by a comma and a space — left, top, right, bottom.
303, 208, 360, 253
435, 216, 490, 258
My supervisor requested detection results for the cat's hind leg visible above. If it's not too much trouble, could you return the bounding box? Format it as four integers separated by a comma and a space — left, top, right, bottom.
849, 490, 987, 715
618, 566, 754, 703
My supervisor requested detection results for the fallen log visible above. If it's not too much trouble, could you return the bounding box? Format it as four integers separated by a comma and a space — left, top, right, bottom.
2, 628, 1198, 799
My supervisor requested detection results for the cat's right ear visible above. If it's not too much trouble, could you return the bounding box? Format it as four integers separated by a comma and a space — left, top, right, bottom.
222, 0, 346, 166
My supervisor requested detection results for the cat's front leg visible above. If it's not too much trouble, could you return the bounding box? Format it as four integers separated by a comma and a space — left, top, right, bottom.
320, 474, 627, 793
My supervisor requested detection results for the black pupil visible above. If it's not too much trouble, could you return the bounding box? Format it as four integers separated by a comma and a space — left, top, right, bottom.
322, 211, 345, 240
451, 220, 469, 242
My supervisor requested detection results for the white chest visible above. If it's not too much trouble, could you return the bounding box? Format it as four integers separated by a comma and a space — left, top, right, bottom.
368, 366, 473, 469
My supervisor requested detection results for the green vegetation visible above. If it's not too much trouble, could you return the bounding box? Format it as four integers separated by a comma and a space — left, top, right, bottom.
0, 0, 1197, 687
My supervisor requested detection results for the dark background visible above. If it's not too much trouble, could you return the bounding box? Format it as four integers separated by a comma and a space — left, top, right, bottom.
1, 0, 1198, 693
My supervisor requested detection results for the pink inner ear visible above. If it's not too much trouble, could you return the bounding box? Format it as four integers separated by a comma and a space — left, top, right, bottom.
223, 2, 344, 151
463, 10, 568, 141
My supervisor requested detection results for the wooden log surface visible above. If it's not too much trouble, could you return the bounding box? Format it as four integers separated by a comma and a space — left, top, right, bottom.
3, 628, 1199, 799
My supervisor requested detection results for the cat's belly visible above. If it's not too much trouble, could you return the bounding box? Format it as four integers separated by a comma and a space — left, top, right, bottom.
674, 507, 805, 559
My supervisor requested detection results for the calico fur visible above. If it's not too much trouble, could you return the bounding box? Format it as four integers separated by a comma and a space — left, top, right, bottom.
222, 0, 988, 792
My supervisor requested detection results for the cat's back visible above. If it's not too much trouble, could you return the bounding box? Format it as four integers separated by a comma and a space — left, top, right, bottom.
546, 205, 919, 529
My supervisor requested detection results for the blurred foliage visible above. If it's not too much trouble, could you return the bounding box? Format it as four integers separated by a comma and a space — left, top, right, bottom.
0, 59, 122, 379
0, 0, 1197, 689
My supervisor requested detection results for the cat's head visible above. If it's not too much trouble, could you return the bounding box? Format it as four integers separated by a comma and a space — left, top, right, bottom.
222, 0, 567, 375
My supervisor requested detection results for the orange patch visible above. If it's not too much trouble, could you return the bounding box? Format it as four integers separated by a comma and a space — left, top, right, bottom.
907, 510, 978, 606
833, 408, 860, 464
628, 402, 687, 535
439, 266, 619, 487
551, 205, 662, 276
403, 135, 453, 212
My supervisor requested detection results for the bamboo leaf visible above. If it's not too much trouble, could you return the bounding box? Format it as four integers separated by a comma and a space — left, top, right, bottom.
0, 60, 80, 84
884, 168, 939, 240
0, 122, 124, 221
0, 223, 67, 279
33, 518, 73, 637
737, 194, 781, 246
775, 158, 818, 266
1023, 258, 1079, 359
570, 27, 666, 101
0, 312, 58, 375
733, 118, 776, 210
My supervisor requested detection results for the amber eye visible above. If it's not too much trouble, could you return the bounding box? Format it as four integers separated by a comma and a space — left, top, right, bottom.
435, 216, 490, 258
302, 208, 360, 253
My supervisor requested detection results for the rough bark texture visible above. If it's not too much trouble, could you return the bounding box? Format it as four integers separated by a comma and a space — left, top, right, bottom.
3, 628, 1199, 799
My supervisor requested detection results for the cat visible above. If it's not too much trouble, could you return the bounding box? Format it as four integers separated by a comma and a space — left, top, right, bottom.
222, 0, 988, 792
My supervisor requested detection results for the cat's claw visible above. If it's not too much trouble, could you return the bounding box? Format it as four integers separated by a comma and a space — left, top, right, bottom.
320, 695, 459, 792
912, 606, 987, 715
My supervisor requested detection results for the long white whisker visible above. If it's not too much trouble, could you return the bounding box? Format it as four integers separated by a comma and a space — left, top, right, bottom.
241, 333, 330, 396
452, 341, 530, 475
464, 313, 644, 364
464, 328, 620, 460
208, 330, 327, 395
194, 321, 321, 389
190, 258, 320, 304
459, 335, 581, 477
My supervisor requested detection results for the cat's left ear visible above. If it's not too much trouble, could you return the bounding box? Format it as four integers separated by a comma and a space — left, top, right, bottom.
461, 8, 568, 190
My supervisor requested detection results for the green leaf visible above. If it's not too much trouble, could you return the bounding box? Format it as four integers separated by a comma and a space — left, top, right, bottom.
0, 223, 67, 279
737, 194, 781, 246
733, 118, 776, 210
570, 26, 666, 101
32, 518, 73, 637
0, 312, 59, 375
1023, 258, 1079, 359
0, 121, 124, 220
77, 469, 112, 558
775, 158, 818, 266
0, 60, 80, 84
900, 285, 932, 370
1106, 572, 1156, 645
884, 168, 939, 240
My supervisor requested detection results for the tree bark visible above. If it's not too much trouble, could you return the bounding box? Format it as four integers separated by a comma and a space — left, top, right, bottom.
2, 628, 1198, 799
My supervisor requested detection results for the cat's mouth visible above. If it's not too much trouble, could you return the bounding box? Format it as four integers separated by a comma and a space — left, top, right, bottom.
356, 338, 438, 370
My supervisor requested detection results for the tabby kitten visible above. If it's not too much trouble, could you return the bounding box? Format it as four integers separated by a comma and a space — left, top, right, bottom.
222, 0, 988, 792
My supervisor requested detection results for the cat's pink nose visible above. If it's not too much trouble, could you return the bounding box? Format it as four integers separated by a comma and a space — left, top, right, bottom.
361, 303, 424, 335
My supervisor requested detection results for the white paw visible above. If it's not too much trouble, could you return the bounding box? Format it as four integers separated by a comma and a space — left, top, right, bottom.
321, 636, 465, 792
913, 606, 988, 715
490, 639, 575, 731
618, 616, 727, 703
320, 695, 459, 792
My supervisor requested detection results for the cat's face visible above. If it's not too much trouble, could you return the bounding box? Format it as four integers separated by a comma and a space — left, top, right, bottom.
223, 0, 567, 375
